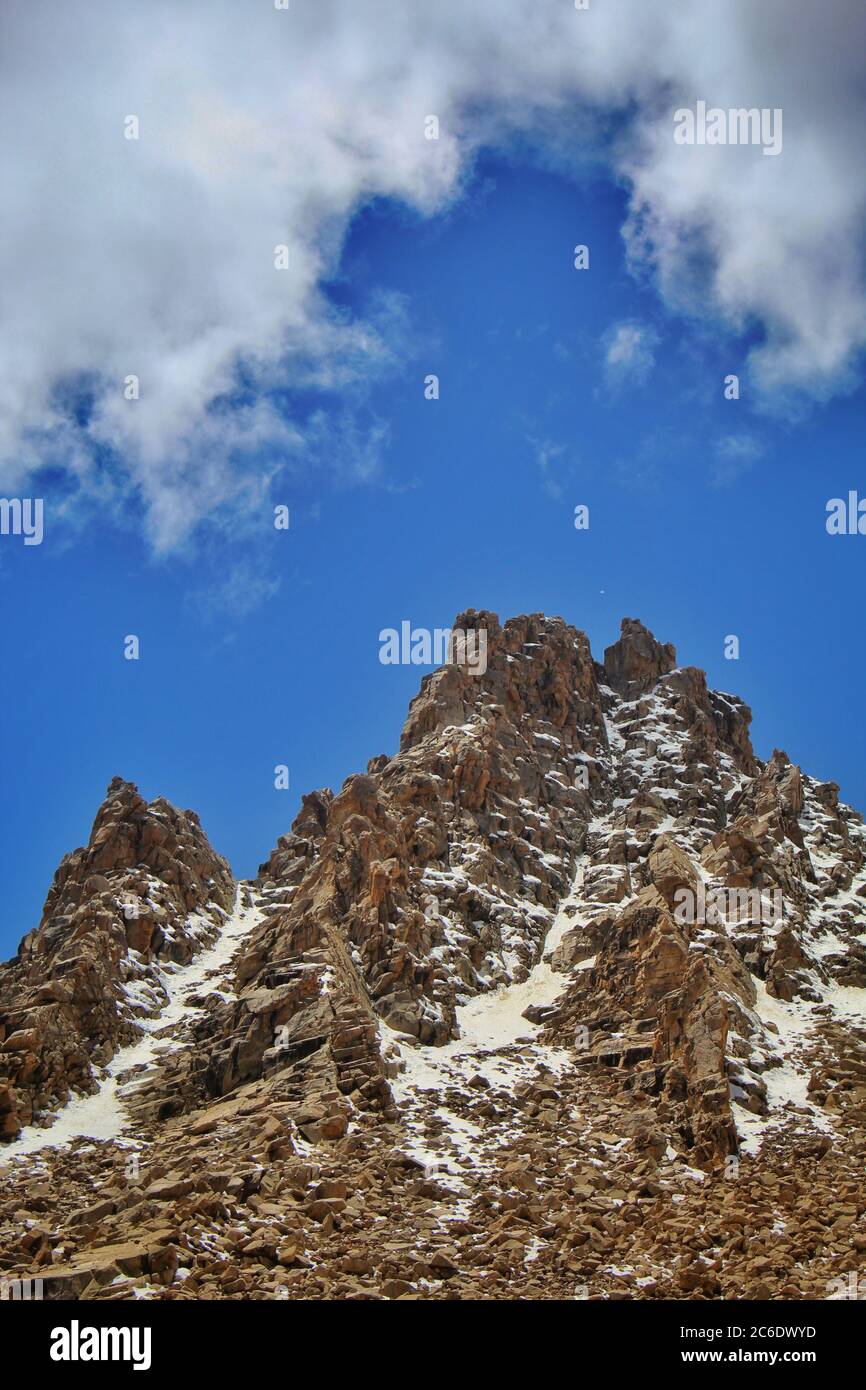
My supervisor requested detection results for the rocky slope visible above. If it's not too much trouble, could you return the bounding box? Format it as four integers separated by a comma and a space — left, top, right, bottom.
1, 613, 865, 1302
0, 778, 234, 1140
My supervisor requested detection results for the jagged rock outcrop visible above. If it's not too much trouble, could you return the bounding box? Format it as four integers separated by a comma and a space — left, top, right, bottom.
192, 612, 607, 1116
601, 617, 677, 698
0, 778, 233, 1139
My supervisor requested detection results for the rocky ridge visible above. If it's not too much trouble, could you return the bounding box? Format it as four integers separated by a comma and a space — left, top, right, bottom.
0, 778, 233, 1140
1, 613, 865, 1302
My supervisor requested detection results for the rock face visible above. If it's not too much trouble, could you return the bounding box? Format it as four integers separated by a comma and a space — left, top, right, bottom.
0, 778, 234, 1139
1, 613, 866, 1303
244, 611, 602, 1039
601, 617, 677, 699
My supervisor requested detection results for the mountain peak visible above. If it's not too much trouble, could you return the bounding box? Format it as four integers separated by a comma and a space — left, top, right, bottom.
1, 611, 865, 1305
602, 616, 677, 697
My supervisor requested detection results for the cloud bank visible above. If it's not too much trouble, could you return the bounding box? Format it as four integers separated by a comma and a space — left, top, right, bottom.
2, 0, 864, 548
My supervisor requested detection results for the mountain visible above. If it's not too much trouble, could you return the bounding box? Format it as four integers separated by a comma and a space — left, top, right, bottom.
1, 612, 865, 1301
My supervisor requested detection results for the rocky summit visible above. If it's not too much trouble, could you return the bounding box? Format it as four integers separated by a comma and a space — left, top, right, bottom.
1, 612, 865, 1302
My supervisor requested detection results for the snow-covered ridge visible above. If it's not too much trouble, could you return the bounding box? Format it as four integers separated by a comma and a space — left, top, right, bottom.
393, 654, 866, 1169
3, 888, 266, 1157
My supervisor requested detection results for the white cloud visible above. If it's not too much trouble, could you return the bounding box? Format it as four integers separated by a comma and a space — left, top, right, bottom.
713, 433, 766, 486
603, 321, 659, 386
527, 435, 567, 499
1, 0, 865, 548
191, 560, 282, 621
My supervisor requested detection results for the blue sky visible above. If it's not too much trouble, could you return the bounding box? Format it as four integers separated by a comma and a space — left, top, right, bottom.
2, 142, 864, 958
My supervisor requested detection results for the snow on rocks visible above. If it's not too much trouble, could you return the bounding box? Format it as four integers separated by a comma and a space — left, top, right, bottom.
3, 888, 266, 1155
2, 614, 866, 1301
